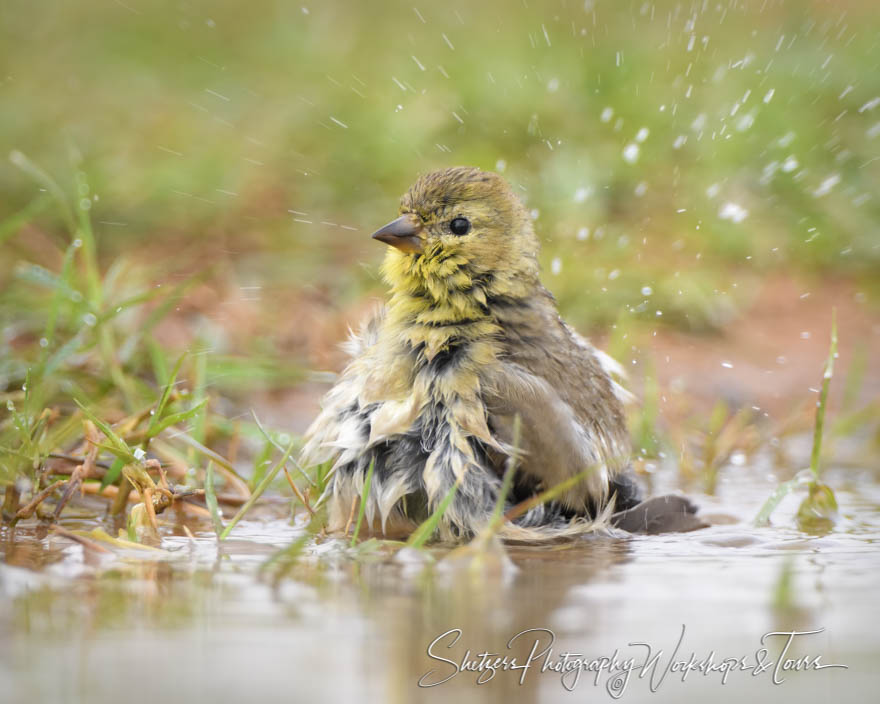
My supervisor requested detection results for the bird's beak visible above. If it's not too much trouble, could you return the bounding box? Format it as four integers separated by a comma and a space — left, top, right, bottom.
371, 214, 423, 254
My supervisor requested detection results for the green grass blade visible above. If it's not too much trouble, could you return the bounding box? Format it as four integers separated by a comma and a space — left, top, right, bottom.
219, 438, 295, 540
349, 457, 376, 547
809, 310, 837, 481
145, 352, 188, 438
44, 332, 87, 376
169, 431, 245, 481
36, 238, 79, 372
251, 410, 315, 487
0, 193, 51, 246
204, 461, 225, 538
503, 462, 601, 524
8, 151, 76, 233
116, 272, 209, 364
147, 338, 170, 387
406, 479, 460, 549
95, 285, 181, 326
146, 398, 208, 440
74, 400, 135, 462
489, 413, 521, 528
99, 457, 125, 491
754, 476, 801, 527
189, 349, 208, 464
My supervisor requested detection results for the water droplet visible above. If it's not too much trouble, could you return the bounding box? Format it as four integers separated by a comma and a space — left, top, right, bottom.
858, 97, 880, 113
813, 173, 840, 197
622, 143, 640, 163
573, 187, 591, 203
736, 111, 755, 132
600, 107, 614, 123
641, 286, 653, 296
576, 227, 590, 241
551, 257, 562, 275
635, 127, 649, 143
83, 312, 97, 327
721, 361, 734, 369
719, 202, 748, 223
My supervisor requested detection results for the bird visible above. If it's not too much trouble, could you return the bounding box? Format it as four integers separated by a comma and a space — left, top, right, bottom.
300, 166, 701, 541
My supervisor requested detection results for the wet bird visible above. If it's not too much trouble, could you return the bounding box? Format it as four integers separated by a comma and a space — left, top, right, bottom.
301, 166, 701, 540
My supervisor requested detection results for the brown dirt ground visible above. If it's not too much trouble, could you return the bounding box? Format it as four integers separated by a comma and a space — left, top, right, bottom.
647, 274, 879, 418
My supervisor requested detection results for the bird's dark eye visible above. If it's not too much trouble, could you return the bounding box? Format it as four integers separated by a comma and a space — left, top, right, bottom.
449, 217, 470, 236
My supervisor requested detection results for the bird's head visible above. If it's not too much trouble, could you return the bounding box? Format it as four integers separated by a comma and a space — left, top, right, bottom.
372, 167, 541, 292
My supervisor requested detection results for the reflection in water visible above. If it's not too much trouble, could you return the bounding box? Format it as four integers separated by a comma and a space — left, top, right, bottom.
1, 467, 879, 703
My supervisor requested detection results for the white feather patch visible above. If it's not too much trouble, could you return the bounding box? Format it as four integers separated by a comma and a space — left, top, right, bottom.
367, 392, 423, 447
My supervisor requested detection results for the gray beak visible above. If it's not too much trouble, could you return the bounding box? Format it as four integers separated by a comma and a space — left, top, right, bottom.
371, 214, 424, 254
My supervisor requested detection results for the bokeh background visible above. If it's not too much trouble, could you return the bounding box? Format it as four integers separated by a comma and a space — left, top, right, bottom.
2, 3, 880, 703
2, 0, 879, 428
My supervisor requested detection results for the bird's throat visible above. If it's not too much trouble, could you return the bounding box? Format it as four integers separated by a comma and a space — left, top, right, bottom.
381, 247, 538, 366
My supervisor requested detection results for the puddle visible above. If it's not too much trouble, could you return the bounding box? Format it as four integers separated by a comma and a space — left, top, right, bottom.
1, 460, 878, 704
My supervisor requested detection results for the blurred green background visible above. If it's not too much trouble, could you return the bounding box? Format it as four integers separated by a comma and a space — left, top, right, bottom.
1, 0, 879, 458
3, 8, 879, 698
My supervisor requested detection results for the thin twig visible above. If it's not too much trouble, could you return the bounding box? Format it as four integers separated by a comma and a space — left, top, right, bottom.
343, 495, 359, 536
283, 466, 316, 517
142, 487, 159, 534
15, 480, 69, 520
48, 453, 113, 471
53, 421, 100, 519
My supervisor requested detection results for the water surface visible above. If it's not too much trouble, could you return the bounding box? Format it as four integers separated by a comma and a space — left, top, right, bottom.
2, 461, 878, 704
